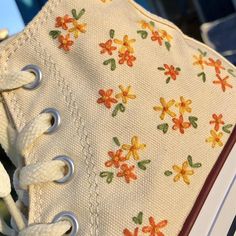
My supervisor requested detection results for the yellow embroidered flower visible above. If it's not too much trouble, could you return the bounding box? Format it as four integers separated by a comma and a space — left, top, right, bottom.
139, 20, 154, 31
100, 0, 111, 2
175, 96, 192, 114
173, 161, 194, 185
114, 35, 136, 53
158, 29, 173, 42
206, 130, 224, 148
69, 20, 87, 39
122, 136, 146, 160
153, 97, 176, 120
115, 85, 136, 104
193, 54, 206, 70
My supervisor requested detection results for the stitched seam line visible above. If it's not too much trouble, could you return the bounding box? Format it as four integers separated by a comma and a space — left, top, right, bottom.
31, 37, 99, 236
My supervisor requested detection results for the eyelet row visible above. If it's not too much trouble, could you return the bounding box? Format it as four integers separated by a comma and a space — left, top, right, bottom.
22, 65, 79, 236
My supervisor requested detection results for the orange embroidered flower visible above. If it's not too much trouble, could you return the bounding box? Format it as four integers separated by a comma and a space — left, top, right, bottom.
213, 74, 233, 92
175, 96, 192, 114
163, 64, 180, 81
118, 51, 136, 67
139, 20, 154, 31
115, 85, 136, 104
114, 35, 136, 53
210, 114, 225, 131
105, 149, 126, 168
122, 136, 146, 160
123, 227, 139, 236
142, 217, 168, 236
99, 39, 117, 55
206, 58, 225, 74
172, 115, 191, 134
117, 164, 137, 183
153, 97, 176, 120
206, 130, 224, 148
55, 14, 73, 30
58, 34, 74, 51
68, 20, 87, 38
97, 89, 118, 109
172, 161, 194, 185
151, 31, 163, 45
158, 29, 173, 42
193, 54, 206, 70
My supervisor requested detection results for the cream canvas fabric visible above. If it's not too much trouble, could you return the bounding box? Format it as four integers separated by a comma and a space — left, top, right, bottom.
0, 0, 235, 235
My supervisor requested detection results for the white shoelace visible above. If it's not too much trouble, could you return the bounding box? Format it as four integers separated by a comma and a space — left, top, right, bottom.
0, 71, 71, 235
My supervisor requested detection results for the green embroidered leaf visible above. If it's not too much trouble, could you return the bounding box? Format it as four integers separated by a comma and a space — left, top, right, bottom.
176, 67, 181, 71
187, 155, 202, 168
113, 137, 120, 147
222, 124, 233, 134
109, 29, 115, 39
137, 30, 148, 39
157, 67, 165, 71
132, 212, 143, 225
157, 123, 169, 134
164, 170, 173, 176
103, 58, 116, 71
49, 30, 61, 39
112, 103, 126, 117
72, 8, 85, 20
138, 160, 151, 170
166, 77, 171, 84
100, 171, 114, 184
149, 21, 155, 27
165, 41, 171, 51
189, 116, 198, 129
187, 155, 193, 166
197, 72, 206, 82
198, 48, 207, 57
119, 103, 126, 112
227, 69, 236, 77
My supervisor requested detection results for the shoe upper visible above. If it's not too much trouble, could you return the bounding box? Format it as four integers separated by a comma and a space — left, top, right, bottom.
0, 0, 235, 235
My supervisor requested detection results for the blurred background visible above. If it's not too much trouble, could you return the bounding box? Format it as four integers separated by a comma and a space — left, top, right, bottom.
0, 0, 236, 235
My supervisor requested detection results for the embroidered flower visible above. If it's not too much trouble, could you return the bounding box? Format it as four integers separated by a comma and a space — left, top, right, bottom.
117, 164, 137, 183
213, 74, 233, 92
122, 136, 146, 160
139, 20, 153, 31
206, 130, 223, 148
175, 96, 192, 114
172, 161, 194, 185
206, 58, 225, 74
50, 9, 87, 51
115, 85, 136, 104
151, 31, 163, 45
164, 64, 180, 80
105, 149, 126, 168
210, 114, 225, 131
97, 89, 118, 109
193, 54, 206, 70
142, 217, 168, 236
68, 20, 87, 39
118, 51, 136, 67
153, 97, 176, 120
55, 14, 73, 30
172, 115, 191, 134
123, 228, 139, 236
158, 29, 173, 42
99, 39, 117, 55
114, 35, 136, 53
58, 34, 74, 51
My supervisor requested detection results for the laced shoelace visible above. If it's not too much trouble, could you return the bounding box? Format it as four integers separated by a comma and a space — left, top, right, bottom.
0, 70, 72, 235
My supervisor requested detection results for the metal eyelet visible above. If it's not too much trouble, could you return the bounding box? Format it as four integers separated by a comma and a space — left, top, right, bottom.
53, 211, 79, 236
40, 108, 61, 134
53, 156, 75, 184
22, 65, 42, 90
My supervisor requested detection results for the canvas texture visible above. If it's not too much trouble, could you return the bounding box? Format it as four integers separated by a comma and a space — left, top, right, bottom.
0, 0, 235, 235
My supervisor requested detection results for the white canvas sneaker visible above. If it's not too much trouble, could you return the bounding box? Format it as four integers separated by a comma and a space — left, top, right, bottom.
0, 0, 235, 235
